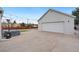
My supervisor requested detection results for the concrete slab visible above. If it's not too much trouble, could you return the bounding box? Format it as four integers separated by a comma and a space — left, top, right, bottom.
0, 29, 79, 52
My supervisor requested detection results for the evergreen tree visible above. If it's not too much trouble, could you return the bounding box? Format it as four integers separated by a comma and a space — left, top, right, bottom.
72, 8, 79, 25
13, 20, 16, 24
20, 22, 26, 27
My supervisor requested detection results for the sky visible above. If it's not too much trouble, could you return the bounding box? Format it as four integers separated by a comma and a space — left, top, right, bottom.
2, 7, 75, 24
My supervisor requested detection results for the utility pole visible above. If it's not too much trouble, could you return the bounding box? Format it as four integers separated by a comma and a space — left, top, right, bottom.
27, 18, 29, 24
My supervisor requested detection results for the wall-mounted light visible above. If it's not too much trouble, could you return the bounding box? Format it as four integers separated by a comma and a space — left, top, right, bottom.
68, 20, 69, 22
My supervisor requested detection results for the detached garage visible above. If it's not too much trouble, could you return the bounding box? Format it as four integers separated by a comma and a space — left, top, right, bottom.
38, 9, 75, 34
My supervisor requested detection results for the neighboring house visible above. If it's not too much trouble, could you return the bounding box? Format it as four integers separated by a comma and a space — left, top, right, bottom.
38, 9, 75, 34
32, 24, 38, 28
0, 7, 3, 39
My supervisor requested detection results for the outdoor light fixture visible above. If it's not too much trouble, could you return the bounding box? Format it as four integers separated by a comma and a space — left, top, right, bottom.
0, 11, 2, 14
68, 20, 69, 22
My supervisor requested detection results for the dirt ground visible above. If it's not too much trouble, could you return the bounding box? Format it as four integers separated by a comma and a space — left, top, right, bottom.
0, 29, 79, 52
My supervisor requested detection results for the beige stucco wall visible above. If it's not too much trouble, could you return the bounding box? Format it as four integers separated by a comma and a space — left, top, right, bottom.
38, 10, 75, 34
0, 8, 3, 39
0, 14, 2, 39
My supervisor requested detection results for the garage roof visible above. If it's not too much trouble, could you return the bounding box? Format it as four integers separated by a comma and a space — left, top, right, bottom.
38, 9, 75, 22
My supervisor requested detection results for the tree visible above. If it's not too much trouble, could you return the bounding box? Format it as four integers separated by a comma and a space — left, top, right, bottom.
6, 19, 10, 31
11, 20, 17, 28
13, 20, 16, 24
27, 23, 33, 28
72, 8, 79, 25
20, 22, 26, 27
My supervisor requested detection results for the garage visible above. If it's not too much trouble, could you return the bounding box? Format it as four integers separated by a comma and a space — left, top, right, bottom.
42, 22, 64, 33
38, 9, 75, 34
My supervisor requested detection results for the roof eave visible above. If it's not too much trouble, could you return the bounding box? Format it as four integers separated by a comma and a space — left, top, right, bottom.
38, 9, 75, 22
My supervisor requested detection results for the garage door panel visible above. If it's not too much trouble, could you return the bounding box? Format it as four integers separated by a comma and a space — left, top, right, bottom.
42, 22, 64, 33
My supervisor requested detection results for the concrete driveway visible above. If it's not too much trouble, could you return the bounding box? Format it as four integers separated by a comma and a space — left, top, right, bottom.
0, 29, 79, 52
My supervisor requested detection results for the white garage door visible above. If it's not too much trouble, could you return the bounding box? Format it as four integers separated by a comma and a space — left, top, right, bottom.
42, 22, 64, 33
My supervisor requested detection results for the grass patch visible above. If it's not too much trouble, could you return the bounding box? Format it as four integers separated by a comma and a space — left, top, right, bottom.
20, 29, 28, 32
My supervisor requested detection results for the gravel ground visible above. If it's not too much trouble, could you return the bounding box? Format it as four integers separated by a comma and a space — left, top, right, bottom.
0, 29, 79, 52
